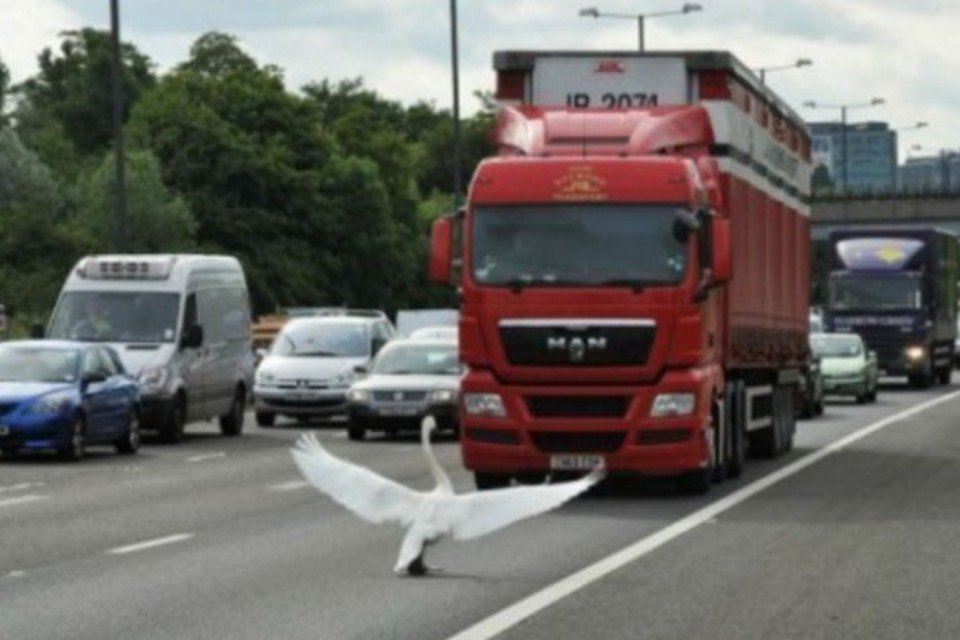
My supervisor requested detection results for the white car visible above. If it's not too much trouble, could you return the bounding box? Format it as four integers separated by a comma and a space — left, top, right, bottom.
409, 326, 458, 340
253, 314, 395, 426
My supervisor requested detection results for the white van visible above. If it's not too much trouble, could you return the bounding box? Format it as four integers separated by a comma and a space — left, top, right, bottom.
46, 255, 254, 442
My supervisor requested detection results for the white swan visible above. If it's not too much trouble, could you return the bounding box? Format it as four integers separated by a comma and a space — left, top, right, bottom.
290, 416, 603, 575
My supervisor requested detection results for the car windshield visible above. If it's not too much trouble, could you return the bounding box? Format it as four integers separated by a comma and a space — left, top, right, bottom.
810, 335, 863, 358
471, 204, 690, 288
48, 291, 181, 343
271, 322, 368, 357
829, 275, 922, 310
0, 346, 80, 383
372, 343, 461, 375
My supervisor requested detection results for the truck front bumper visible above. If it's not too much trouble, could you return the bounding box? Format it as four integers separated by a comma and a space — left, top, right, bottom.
459, 369, 715, 477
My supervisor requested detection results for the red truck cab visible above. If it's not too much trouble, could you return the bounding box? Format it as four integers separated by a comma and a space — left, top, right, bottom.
431, 51, 811, 493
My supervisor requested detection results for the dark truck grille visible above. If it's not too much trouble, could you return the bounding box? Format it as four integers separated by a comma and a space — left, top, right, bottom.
526, 396, 628, 418
500, 319, 656, 367
531, 431, 627, 453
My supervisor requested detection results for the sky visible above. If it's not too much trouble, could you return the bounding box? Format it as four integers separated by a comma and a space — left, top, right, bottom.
0, 0, 956, 161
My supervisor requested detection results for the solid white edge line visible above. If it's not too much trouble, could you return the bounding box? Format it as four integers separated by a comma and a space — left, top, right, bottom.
0, 495, 47, 509
446, 388, 960, 640
107, 533, 195, 555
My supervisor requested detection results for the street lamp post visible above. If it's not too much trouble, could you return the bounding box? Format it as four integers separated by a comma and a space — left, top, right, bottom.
109, 0, 127, 251
754, 58, 812, 85
578, 3, 703, 51
449, 0, 462, 207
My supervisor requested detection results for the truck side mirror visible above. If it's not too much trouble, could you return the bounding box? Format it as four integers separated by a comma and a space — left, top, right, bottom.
429, 216, 454, 284
711, 217, 732, 284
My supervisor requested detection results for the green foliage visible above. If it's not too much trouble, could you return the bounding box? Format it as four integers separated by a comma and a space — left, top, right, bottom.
0, 128, 80, 317
14, 28, 156, 158
72, 149, 197, 253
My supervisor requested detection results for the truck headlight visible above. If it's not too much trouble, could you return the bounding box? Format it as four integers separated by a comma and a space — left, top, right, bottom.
347, 389, 370, 403
650, 393, 696, 417
905, 346, 925, 361
429, 389, 456, 403
138, 365, 169, 393
463, 393, 506, 418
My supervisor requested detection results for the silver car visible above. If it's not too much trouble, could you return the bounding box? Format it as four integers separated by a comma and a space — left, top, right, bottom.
254, 315, 394, 426
345, 338, 462, 441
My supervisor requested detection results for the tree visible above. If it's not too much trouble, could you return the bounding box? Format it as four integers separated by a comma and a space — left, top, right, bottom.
0, 128, 79, 318
14, 28, 156, 159
72, 150, 197, 253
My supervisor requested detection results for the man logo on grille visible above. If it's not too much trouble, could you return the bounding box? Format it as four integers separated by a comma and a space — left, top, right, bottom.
546, 335, 607, 362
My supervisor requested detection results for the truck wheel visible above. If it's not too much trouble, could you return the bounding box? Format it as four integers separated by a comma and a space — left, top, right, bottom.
710, 398, 726, 484
255, 412, 276, 427
159, 396, 186, 444
937, 367, 952, 385
474, 472, 511, 491
727, 382, 746, 479
219, 387, 245, 437
678, 468, 711, 495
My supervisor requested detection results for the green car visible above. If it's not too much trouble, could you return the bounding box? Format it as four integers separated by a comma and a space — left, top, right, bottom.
810, 332, 879, 404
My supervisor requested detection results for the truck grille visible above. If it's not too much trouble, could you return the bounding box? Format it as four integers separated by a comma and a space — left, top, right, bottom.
526, 396, 628, 418
500, 320, 655, 367
530, 431, 626, 453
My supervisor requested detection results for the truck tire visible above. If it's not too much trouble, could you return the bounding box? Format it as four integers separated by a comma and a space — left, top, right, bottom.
678, 468, 711, 495
474, 472, 511, 491
710, 397, 727, 484
727, 382, 746, 479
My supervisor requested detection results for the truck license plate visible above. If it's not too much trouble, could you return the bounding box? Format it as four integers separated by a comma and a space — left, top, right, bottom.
550, 455, 605, 471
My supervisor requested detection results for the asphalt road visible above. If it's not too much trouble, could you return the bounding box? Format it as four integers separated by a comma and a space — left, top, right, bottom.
2, 379, 959, 640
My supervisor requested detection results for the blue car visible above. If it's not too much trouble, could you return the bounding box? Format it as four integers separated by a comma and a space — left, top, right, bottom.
0, 341, 141, 461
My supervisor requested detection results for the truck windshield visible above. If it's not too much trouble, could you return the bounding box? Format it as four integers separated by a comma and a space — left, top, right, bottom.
48, 291, 181, 343
829, 275, 922, 311
471, 204, 689, 288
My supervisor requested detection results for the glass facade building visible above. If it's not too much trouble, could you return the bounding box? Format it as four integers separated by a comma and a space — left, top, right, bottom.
808, 121, 897, 193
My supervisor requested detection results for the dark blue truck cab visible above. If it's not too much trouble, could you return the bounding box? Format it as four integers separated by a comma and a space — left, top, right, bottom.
823, 228, 958, 387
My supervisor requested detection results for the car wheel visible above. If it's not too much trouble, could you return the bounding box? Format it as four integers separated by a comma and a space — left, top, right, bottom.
347, 425, 366, 441
60, 416, 86, 462
219, 387, 245, 437
115, 410, 141, 455
474, 472, 511, 491
159, 396, 186, 444
255, 411, 276, 427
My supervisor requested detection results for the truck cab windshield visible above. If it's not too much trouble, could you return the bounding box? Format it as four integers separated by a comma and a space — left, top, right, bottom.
471, 204, 690, 288
829, 275, 922, 311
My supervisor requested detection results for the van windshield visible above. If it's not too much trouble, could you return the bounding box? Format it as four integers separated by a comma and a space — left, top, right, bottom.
48, 292, 181, 343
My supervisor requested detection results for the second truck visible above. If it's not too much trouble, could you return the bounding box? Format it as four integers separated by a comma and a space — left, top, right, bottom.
430, 50, 812, 493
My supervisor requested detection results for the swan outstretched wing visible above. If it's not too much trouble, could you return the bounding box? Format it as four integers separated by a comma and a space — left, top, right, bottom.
291, 432, 422, 526
446, 468, 603, 541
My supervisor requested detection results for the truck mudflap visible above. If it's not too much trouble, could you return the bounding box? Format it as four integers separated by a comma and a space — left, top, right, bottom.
459, 367, 720, 477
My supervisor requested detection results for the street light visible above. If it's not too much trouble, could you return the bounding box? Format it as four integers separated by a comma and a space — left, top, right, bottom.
109, 0, 127, 250
804, 98, 885, 195
753, 58, 812, 84
448, 0, 462, 206
578, 3, 703, 51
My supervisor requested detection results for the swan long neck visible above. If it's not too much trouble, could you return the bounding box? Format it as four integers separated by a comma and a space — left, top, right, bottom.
422, 423, 454, 493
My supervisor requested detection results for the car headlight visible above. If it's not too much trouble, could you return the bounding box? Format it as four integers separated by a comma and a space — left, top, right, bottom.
138, 365, 169, 393
347, 389, 370, 403
463, 393, 507, 418
255, 369, 276, 386
27, 391, 74, 416
650, 393, 696, 417
332, 371, 354, 387
429, 389, 456, 403
905, 346, 925, 361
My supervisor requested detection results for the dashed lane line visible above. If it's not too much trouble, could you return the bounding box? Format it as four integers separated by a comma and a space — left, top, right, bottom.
107, 533, 195, 555
186, 452, 227, 463
0, 495, 47, 509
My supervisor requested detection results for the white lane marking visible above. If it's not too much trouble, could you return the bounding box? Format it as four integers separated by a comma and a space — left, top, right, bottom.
0, 482, 45, 494
271, 480, 311, 491
447, 389, 960, 640
107, 533, 195, 555
6, 570, 26, 579
0, 495, 47, 509
186, 452, 226, 463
